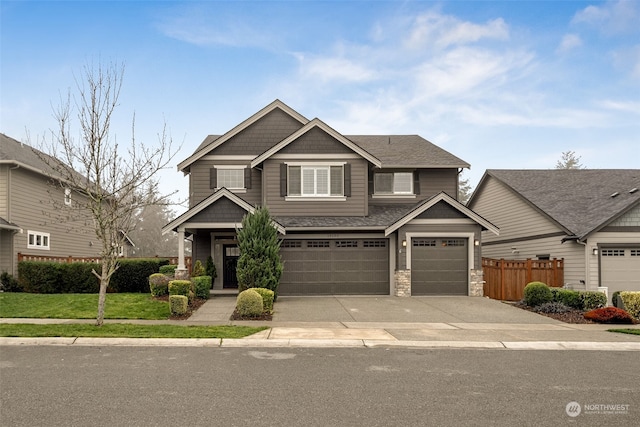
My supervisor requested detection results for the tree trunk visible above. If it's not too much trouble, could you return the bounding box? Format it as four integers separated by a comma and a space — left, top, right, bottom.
96, 277, 108, 326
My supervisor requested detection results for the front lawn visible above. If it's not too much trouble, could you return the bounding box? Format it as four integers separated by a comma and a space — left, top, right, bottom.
0, 323, 267, 339
608, 329, 640, 336
0, 293, 170, 320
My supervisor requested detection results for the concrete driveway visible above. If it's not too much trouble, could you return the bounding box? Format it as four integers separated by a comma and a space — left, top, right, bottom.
268, 296, 561, 324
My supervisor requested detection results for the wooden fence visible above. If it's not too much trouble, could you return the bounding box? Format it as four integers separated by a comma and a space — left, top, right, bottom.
17, 253, 192, 271
482, 257, 564, 301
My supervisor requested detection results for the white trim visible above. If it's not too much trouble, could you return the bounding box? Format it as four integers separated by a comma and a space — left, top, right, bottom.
280, 232, 387, 239
182, 222, 245, 229
202, 155, 255, 161
27, 230, 50, 250
284, 161, 347, 166
214, 188, 247, 193
371, 194, 417, 199
407, 219, 477, 225
214, 164, 247, 170
273, 154, 360, 160
285, 196, 347, 202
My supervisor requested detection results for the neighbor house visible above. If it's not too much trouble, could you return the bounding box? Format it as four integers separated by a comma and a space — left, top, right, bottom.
468, 169, 640, 302
0, 133, 119, 276
163, 100, 497, 296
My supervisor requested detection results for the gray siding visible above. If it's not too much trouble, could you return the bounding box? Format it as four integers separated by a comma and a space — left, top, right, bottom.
192, 233, 211, 271
470, 176, 561, 243
189, 160, 262, 207
7, 168, 101, 274
279, 127, 352, 154
369, 168, 458, 205
0, 230, 13, 274
263, 158, 368, 217
417, 201, 467, 219
210, 109, 303, 156
190, 198, 247, 223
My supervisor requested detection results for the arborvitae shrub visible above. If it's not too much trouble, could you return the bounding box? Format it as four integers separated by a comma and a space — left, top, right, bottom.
192, 260, 205, 277
192, 276, 212, 299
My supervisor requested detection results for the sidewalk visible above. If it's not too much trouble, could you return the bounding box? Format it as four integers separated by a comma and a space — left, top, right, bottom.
2, 296, 639, 350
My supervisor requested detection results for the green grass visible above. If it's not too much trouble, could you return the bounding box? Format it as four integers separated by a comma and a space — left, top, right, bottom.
608, 328, 640, 336
0, 293, 170, 319
0, 323, 268, 338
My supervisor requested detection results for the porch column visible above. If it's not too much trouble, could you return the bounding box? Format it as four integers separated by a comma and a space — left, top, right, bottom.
177, 227, 186, 270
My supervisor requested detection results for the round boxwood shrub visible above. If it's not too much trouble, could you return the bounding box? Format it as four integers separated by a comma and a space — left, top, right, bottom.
523, 281, 552, 307
252, 287, 275, 313
149, 273, 170, 297
236, 289, 264, 317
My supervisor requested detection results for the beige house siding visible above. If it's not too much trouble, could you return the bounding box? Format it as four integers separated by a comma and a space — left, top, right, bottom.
0, 164, 8, 219
263, 158, 368, 217
8, 168, 101, 273
587, 231, 640, 291
189, 160, 262, 207
471, 176, 562, 243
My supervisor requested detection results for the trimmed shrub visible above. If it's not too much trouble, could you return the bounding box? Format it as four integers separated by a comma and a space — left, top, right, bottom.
149, 273, 170, 297
584, 307, 635, 324
236, 289, 264, 317
534, 302, 572, 314
611, 291, 624, 309
63, 263, 100, 293
581, 291, 607, 311
553, 288, 583, 309
109, 259, 169, 293
1, 271, 23, 292
170, 295, 188, 315
169, 280, 192, 297
192, 276, 212, 299
252, 287, 274, 313
160, 264, 177, 276
523, 282, 552, 307
192, 260, 205, 277
620, 292, 640, 321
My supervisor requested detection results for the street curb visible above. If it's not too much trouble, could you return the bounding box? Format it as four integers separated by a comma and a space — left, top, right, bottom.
2, 337, 640, 350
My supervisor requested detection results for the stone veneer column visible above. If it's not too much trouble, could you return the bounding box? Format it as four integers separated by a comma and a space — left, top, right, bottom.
469, 269, 484, 297
394, 270, 411, 297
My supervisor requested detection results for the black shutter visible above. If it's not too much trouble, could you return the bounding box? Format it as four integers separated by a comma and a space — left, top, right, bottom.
413, 171, 420, 195
344, 163, 351, 197
368, 170, 374, 195
244, 168, 251, 189
210, 168, 217, 189
280, 163, 287, 197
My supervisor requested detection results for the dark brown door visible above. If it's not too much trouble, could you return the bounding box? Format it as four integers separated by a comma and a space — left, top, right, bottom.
223, 245, 240, 288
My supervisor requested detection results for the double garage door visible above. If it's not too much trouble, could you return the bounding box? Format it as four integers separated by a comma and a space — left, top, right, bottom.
411, 238, 468, 296
601, 247, 640, 300
279, 239, 389, 295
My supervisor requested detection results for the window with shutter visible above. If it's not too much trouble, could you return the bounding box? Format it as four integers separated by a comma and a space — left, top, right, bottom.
285, 164, 345, 198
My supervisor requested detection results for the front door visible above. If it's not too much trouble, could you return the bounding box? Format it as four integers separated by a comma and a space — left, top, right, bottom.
223, 245, 240, 288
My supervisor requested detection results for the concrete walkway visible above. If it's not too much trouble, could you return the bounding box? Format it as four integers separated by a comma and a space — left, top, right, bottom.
2, 296, 639, 350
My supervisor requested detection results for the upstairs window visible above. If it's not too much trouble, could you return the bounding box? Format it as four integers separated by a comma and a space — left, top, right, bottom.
64, 188, 72, 206
287, 165, 344, 197
210, 166, 250, 191
374, 172, 414, 195
28, 230, 50, 250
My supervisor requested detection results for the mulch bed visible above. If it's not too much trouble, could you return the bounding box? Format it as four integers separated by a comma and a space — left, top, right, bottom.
229, 310, 272, 321
510, 301, 596, 324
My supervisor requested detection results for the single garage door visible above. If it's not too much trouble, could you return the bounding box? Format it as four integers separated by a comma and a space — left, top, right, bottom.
411, 238, 468, 295
600, 247, 640, 302
279, 239, 389, 295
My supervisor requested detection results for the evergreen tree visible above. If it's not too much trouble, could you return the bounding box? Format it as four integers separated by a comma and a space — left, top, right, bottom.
236, 207, 283, 297
555, 151, 585, 169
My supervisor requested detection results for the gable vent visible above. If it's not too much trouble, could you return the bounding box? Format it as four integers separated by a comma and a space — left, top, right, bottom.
630, 188, 638, 194
610, 192, 619, 198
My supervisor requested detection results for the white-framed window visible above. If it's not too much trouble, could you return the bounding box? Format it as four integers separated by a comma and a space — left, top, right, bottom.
64, 188, 72, 206
374, 172, 413, 195
217, 167, 245, 190
27, 230, 50, 250
288, 164, 344, 197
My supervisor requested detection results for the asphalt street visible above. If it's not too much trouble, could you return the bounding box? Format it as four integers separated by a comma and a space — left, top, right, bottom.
1, 346, 638, 427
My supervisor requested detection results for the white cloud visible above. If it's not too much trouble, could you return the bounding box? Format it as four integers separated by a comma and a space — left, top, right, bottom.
572, 0, 640, 35
405, 12, 509, 50
612, 45, 640, 79
297, 55, 377, 83
556, 34, 582, 54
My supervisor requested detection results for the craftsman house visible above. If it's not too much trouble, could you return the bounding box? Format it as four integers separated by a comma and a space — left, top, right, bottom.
468, 169, 640, 302
0, 134, 111, 276
163, 100, 497, 296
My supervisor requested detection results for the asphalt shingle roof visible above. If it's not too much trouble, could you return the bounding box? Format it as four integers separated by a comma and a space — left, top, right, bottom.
346, 135, 470, 168
275, 204, 418, 229
0, 133, 60, 176
486, 169, 640, 239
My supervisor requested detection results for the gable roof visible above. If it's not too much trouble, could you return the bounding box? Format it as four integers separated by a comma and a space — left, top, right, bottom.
347, 135, 470, 169
250, 118, 382, 168
0, 216, 22, 232
177, 100, 309, 173
385, 192, 498, 236
470, 169, 640, 240
1, 133, 62, 178
162, 188, 285, 235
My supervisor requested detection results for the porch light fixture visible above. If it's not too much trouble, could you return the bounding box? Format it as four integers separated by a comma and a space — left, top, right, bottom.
402, 240, 407, 247
592, 248, 598, 256
474, 239, 480, 246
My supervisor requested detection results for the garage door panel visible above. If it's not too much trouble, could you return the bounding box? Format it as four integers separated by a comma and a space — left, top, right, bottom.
601, 248, 640, 301
279, 239, 389, 295
412, 238, 468, 296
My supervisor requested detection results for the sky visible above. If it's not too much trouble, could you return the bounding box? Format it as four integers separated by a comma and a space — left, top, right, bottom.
1, 0, 639, 214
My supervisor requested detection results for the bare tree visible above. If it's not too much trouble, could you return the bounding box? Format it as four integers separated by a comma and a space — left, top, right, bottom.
40, 62, 179, 325
555, 150, 585, 169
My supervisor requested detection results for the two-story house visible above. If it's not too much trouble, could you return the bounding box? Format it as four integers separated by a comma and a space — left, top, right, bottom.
163, 100, 497, 296
0, 134, 108, 276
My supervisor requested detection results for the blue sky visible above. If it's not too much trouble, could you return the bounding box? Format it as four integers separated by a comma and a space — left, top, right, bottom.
2, 0, 639, 212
